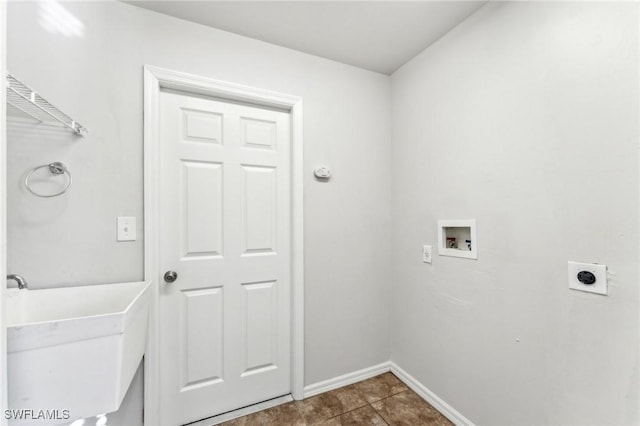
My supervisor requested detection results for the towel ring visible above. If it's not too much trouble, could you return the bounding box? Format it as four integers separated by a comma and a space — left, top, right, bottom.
25, 162, 72, 198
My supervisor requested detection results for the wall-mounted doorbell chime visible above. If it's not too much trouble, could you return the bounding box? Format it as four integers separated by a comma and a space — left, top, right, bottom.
314, 166, 331, 179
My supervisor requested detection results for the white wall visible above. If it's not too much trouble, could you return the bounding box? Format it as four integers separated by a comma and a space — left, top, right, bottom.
390, 2, 639, 425
6, 1, 391, 423
7, 1, 639, 425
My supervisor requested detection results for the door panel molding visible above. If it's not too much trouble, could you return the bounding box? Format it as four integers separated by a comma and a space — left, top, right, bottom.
180, 286, 224, 389
143, 65, 304, 426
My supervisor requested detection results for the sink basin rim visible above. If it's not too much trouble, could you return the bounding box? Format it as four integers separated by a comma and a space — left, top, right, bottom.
7, 281, 151, 353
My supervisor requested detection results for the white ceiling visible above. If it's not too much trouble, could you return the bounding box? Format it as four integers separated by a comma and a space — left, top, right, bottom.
125, 1, 487, 75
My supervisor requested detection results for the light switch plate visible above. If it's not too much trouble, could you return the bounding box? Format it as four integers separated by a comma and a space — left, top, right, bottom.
568, 261, 607, 295
422, 245, 432, 264
117, 217, 136, 242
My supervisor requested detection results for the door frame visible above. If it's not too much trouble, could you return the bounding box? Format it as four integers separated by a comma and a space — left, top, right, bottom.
0, 3, 8, 425
142, 65, 305, 426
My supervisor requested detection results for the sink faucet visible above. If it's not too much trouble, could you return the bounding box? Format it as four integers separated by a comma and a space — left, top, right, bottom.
7, 274, 28, 289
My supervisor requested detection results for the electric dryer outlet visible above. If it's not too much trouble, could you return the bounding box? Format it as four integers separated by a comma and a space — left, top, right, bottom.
568, 261, 607, 295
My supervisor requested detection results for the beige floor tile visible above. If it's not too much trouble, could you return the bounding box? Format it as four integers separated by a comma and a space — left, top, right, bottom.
325, 405, 389, 426
219, 402, 305, 426
327, 384, 369, 412
295, 392, 349, 424
314, 417, 342, 426
354, 373, 409, 404
371, 390, 453, 426
218, 374, 451, 426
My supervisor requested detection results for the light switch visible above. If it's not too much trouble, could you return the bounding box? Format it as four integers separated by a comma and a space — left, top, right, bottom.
117, 217, 136, 242
422, 245, 432, 264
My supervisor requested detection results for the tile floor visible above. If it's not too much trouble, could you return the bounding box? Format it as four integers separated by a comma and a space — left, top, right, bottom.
219, 372, 453, 425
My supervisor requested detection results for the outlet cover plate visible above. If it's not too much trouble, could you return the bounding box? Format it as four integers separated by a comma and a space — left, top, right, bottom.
568, 261, 607, 295
422, 245, 432, 264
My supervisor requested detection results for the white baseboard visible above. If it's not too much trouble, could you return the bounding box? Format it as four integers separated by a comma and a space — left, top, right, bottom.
390, 362, 475, 426
303, 361, 391, 398
241, 361, 473, 426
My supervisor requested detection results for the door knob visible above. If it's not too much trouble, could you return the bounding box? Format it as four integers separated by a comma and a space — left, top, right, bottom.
164, 270, 178, 283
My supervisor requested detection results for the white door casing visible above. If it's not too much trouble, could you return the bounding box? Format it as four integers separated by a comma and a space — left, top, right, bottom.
159, 90, 291, 425
143, 66, 304, 426
0, 3, 8, 424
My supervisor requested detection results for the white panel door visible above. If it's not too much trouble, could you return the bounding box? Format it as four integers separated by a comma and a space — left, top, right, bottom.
159, 90, 291, 425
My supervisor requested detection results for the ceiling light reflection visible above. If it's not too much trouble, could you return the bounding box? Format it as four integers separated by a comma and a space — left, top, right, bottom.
38, 0, 85, 38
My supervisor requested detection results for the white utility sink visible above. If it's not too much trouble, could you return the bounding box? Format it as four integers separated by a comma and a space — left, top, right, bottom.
6, 281, 151, 424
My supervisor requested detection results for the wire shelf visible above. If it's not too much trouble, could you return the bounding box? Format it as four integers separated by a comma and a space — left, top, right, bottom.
6, 73, 88, 137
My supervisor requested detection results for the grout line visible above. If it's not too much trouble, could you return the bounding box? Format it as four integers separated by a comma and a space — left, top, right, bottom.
369, 401, 390, 425
388, 388, 411, 398
312, 374, 413, 423
368, 388, 410, 405
323, 402, 391, 425
375, 402, 391, 426
323, 402, 370, 421
323, 390, 411, 423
